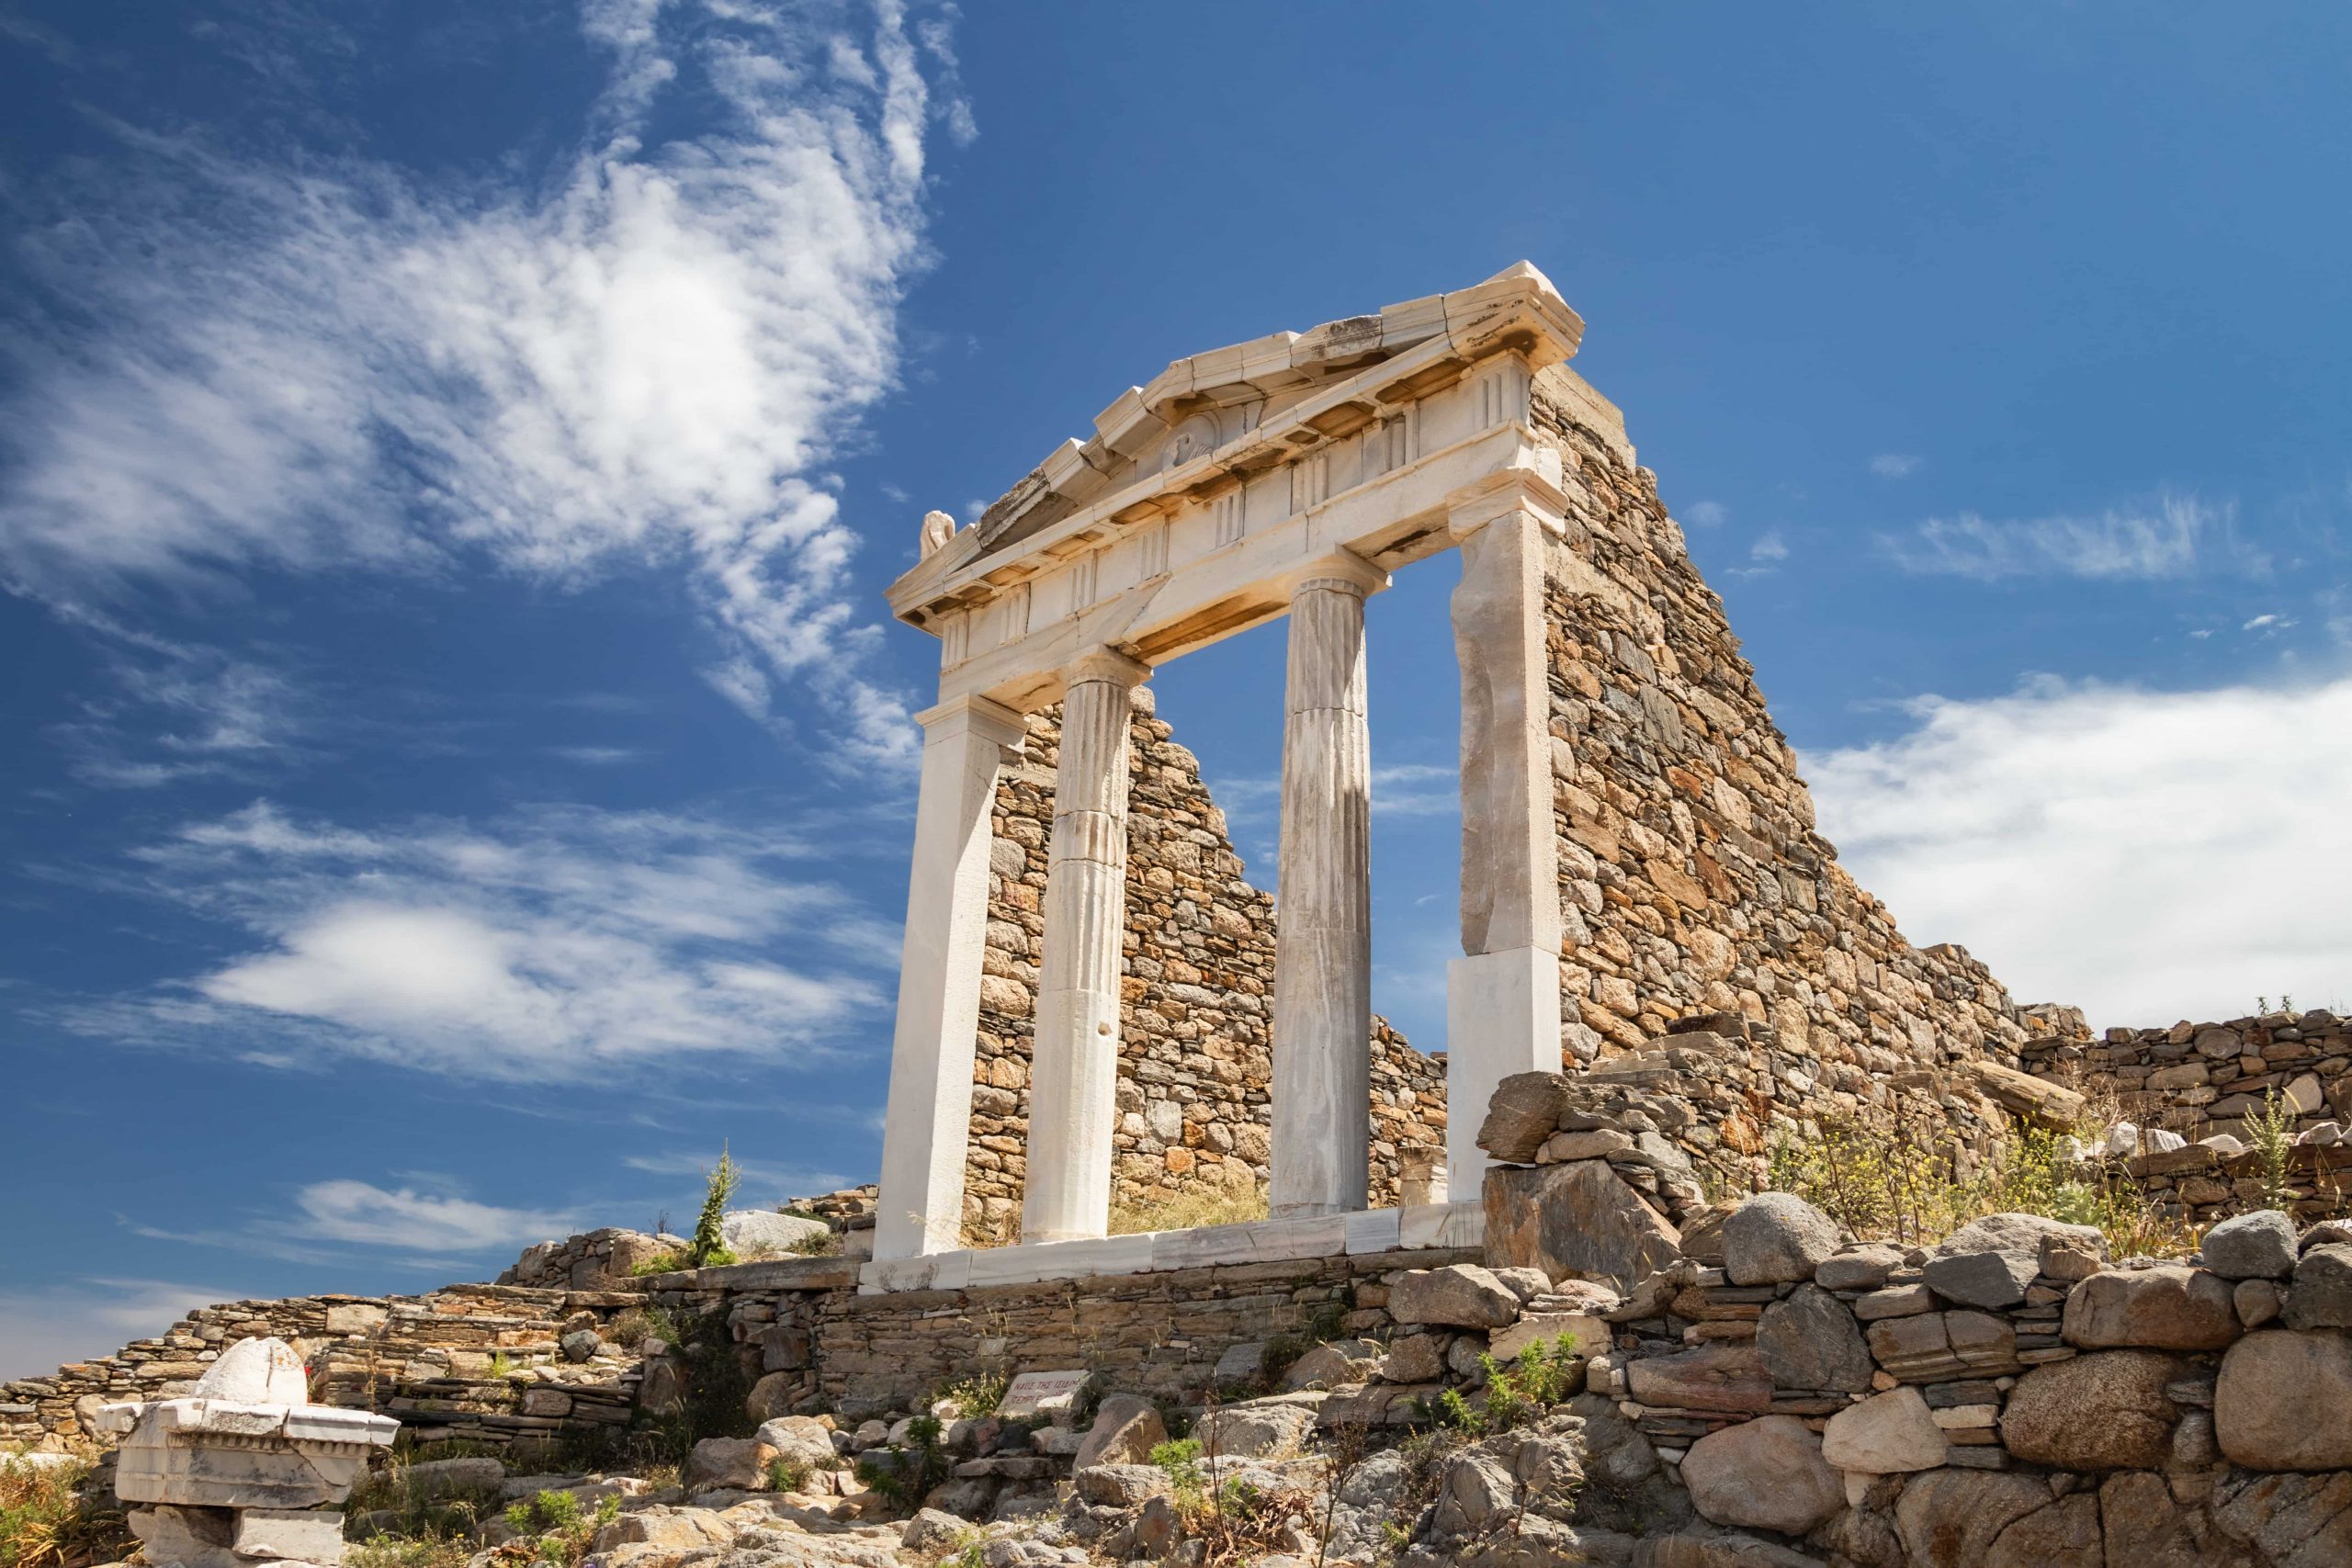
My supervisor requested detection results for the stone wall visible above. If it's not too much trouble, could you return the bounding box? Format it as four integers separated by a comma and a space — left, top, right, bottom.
1526, 368, 2029, 1174
0, 1281, 648, 1455
967, 693, 1446, 1241
637, 1243, 1482, 1424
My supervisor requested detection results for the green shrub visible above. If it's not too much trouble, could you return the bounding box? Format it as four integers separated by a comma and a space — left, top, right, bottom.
856, 1416, 949, 1513
686, 1145, 741, 1269
765, 1456, 808, 1494
1, 1454, 129, 1568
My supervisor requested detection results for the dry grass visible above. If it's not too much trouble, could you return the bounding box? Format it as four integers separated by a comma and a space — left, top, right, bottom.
0, 1453, 129, 1568
1108, 1182, 1270, 1236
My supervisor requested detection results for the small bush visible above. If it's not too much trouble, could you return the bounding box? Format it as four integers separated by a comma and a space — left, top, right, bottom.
856, 1416, 949, 1513
765, 1456, 808, 1494
494, 1491, 618, 1568
933, 1371, 1007, 1417
1, 1454, 128, 1568
2245, 1089, 2300, 1211
627, 1252, 693, 1279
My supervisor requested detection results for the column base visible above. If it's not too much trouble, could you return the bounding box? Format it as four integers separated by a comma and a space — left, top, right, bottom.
1445, 945, 1564, 1193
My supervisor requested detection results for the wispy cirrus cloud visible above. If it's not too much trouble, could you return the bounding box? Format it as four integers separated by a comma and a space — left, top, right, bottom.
1879, 491, 2257, 581
1869, 453, 1920, 479
0, 0, 970, 764
54, 799, 895, 1081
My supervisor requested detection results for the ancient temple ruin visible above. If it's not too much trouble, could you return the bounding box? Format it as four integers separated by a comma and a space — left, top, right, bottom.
871, 263, 2031, 1277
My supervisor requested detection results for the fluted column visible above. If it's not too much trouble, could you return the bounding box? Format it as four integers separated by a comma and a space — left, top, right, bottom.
1023, 649, 1151, 1244
874, 694, 1028, 1261
1271, 550, 1390, 1219
1446, 505, 1565, 1191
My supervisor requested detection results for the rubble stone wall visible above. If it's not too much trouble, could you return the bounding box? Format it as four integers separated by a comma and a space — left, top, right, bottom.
0, 1282, 648, 1454
640, 1245, 1481, 1422
1527, 369, 2030, 1177
967, 695, 1447, 1242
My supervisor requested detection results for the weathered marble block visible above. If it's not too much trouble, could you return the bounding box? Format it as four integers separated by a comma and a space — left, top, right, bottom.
95, 1338, 397, 1568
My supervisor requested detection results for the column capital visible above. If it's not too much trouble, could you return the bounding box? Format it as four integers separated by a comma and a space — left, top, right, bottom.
1445, 463, 1570, 542
1060, 646, 1152, 691
1276, 547, 1390, 603
913, 692, 1027, 749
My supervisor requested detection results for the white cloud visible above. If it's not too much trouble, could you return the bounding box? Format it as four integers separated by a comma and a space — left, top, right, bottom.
1683, 501, 1730, 527
1870, 454, 1920, 479
1880, 491, 2254, 581
62, 799, 892, 1079
288, 1179, 577, 1254
1808, 673, 2352, 1029
0, 0, 964, 763
42, 615, 309, 788
1750, 530, 1789, 563
0, 1278, 254, 1382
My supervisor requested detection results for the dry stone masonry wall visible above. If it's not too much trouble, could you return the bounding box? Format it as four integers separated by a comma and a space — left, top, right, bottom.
1, 1281, 648, 1456
967, 693, 1444, 1241
1526, 369, 2030, 1175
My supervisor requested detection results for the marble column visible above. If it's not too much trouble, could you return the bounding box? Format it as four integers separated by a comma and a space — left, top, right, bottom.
1023, 649, 1151, 1245
1446, 507, 1565, 1190
1271, 551, 1389, 1219
874, 694, 1028, 1262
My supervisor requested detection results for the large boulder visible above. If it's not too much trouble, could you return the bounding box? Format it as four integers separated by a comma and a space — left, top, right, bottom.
1923, 1213, 2101, 1310
2215, 1328, 2352, 1470
2212, 1468, 2352, 1567
2001, 1349, 2183, 1469
720, 1209, 830, 1257
1755, 1283, 1871, 1393
683, 1436, 778, 1493
1720, 1193, 1838, 1286
1679, 1416, 1842, 1536
743, 1372, 797, 1425
1894, 1470, 2072, 1568
2062, 1264, 2239, 1349
1074, 1393, 1166, 1470
2283, 1243, 2352, 1329
1820, 1386, 1946, 1473
2201, 1210, 2299, 1280
1388, 1265, 1521, 1328
1623, 1344, 1772, 1414
1483, 1161, 1683, 1285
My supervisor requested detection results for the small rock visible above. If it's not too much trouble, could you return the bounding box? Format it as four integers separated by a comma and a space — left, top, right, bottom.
684, 1437, 777, 1493
2202, 1211, 2299, 1280
1821, 1386, 1946, 1473
1193, 1401, 1316, 1459
559, 1330, 601, 1364
1074, 1463, 1170, 1508
1489, 1267, 1552, 1303
1815, 1245, 1905, 1292
900, 1508, 971, 1553
1755, 1284, 1872, 1393
2233, 1278, 2283, 1328
1924, 1213, 2102, 1310
753, 1416, 837, 1471
1720, 1193, 1839, 1286
1387, 1265, 1521, 1329
1379, 1334, 1446, 1383
2284, 1243, 2352, 1329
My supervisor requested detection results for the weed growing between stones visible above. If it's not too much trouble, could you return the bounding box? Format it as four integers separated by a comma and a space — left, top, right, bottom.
0, 1453, 128, 1568
856, 1416, 950, 1512
2246, 1088, 2301, 1210
1768, 1115, 2192, 1255
1427, 1336, 1583, 1438
933, 1371, 1008, 1417
493, 1490, 619, 1568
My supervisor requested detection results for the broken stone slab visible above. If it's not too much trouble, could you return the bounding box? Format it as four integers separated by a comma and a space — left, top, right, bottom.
1073, 1394, 1164, 1470
1623, 1343, 1772, 1415
1922, 1213, 2102, 1310
997, 1369, 1093, 1422
1476, 1072, 1569, 1163
1483, 1160, 1682, 1286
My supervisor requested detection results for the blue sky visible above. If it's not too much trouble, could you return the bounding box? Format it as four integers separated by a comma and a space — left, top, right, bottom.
5, 3, 2350, 1377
